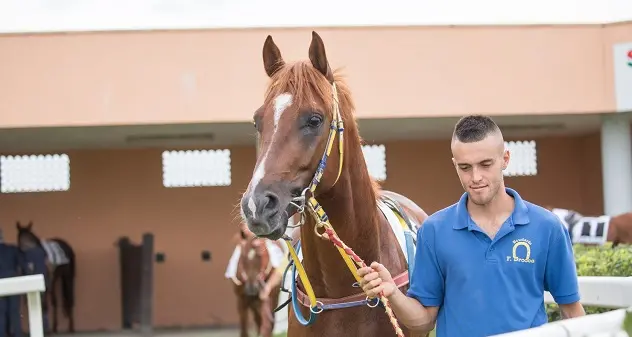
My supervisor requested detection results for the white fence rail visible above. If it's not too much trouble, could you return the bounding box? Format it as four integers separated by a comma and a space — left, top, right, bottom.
493, 276, 632, 336
545, 276, 632, 308
0, 275, 46, 337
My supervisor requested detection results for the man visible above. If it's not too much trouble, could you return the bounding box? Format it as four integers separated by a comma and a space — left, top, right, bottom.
358, 115, 585, 337
224, 222, 287, 301
0, 229, 23, 337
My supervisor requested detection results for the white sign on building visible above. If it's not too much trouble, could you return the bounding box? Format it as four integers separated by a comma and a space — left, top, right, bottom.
613, 42, 632, 112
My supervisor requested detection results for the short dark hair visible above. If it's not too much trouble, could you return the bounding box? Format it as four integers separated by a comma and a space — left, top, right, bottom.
452, 115, 500, 143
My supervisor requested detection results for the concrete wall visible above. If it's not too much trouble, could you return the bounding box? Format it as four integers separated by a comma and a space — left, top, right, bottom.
1, 23, 631, 129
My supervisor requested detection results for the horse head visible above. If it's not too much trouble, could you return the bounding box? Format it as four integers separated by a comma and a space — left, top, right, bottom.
237, 237, 272, 297
240, 31, 359, 240
16, 221, 42, 251
16, 221, 48, 275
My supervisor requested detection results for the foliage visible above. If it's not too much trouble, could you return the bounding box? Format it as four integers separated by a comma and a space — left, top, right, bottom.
546, 243, 632, 322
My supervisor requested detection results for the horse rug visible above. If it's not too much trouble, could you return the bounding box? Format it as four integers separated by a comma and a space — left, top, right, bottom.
551, 208, 610, 246
41, 240, 70, 267
225, 239, 287, 280
568, 215, 611, 246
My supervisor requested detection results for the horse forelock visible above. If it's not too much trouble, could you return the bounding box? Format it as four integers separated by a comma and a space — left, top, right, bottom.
238, 238, 271, 279
263, 61, 355, 123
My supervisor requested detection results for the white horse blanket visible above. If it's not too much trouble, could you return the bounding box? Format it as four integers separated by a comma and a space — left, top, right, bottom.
224, 239, 287, 279
42, 240, 70, 267
551, 208, 610, 246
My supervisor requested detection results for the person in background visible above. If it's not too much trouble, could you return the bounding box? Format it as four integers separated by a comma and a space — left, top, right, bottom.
18, 240, 50, 334
225, 222, 288, 301
0, 229, 23, 337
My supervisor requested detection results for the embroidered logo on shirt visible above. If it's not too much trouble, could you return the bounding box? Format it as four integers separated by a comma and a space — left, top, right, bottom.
506, 238, 535, 263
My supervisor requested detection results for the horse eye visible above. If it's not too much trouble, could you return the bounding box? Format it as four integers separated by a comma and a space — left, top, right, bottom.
307, 115, 323, 128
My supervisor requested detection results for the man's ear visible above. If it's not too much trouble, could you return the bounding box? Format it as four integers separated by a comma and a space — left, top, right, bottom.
502, 149, 510, 170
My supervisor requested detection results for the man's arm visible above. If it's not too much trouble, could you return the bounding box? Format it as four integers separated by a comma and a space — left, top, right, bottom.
544, 216, 585, 318
261, 266, 284, 300
365, 263, 439, 333
559, 302, 586, 319
359, 221, 443, 333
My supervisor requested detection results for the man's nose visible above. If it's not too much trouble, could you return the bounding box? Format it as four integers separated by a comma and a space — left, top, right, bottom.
472, 167, 483, 181
254, 191, 280, 220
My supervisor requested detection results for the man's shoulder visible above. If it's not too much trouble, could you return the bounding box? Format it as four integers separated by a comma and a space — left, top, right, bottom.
523, 200, 567, 235
422, 202, 460, 230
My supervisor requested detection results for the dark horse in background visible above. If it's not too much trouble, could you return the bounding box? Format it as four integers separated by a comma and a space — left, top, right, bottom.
16, 221, 76, 334
232, 236, 281, 337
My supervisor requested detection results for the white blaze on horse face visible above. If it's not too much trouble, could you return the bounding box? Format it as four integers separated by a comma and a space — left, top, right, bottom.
273, 93, 293, 129
247, 93, 294, 219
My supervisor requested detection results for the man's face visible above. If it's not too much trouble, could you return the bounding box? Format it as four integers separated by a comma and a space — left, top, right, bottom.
451, 133, 509, 206
240, 223, 256, 240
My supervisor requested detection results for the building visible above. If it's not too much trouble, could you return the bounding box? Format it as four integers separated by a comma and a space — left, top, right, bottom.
0, 0, 630, 332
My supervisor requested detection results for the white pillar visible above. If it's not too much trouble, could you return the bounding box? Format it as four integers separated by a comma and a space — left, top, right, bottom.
600, 113, 632, 216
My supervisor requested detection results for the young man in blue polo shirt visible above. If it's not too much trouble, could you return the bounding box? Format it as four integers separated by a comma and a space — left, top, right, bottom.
358, 115, 585, 336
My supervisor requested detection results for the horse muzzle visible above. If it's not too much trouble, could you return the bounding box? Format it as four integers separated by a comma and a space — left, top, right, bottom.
243, 282, 262, 297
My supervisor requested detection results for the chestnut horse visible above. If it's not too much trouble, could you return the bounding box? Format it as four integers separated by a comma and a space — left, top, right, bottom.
232, 237, 281, 337
547, 206, 632, 248
239, 31, 429, 336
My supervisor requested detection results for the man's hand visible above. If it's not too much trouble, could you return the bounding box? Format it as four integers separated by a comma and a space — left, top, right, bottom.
260, 284, 272, 301
358, 261, 397, 298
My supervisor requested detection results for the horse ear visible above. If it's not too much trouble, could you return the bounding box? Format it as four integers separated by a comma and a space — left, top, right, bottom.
27, 221, 33, 230
16, 221, 22, 229
262, 35, 285, 78
308, 31, 334, 84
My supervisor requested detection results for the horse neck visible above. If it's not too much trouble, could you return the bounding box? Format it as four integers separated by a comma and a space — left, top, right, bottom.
300, 130, 383, 297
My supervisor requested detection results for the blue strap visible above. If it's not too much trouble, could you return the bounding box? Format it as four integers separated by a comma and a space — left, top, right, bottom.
290, 241, 318, 326
404, 230, 416, 274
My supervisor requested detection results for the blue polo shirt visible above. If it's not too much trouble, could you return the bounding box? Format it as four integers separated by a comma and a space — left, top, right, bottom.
407, 188, 580, 337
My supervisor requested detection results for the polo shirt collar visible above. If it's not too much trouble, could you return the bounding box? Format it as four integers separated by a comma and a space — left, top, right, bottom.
454, 187, 530, 230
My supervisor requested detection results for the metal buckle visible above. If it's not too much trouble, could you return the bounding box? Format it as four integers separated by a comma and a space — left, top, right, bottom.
314, 221, 328, 239
366, 296, 380, 308
310, 301, 324, 314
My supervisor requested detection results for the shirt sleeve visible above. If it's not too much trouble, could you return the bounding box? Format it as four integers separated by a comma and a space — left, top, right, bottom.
544, 217, 581, 305
406, 219, 444, 307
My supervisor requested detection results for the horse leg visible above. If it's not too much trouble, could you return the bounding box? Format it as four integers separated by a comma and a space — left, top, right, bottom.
260, 287, 280, 337
40, 291, 51, 335
60, 266, 75, 333
50, 270, 59, 334
252, 304, 263, 337
238, 299, 249, 337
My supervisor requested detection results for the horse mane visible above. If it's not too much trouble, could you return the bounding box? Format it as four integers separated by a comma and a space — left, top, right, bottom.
263, 60, 382, 196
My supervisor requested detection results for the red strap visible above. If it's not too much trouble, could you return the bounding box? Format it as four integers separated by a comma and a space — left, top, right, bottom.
294, 271, 409, 308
